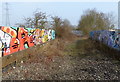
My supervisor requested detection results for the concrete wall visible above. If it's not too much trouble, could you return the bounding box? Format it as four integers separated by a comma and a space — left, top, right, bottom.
90, 30, 120, 51
0, 26, 55, 56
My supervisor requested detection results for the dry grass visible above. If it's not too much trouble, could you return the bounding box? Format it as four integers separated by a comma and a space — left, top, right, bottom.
23, 32, 79, 66
93, 40, 120, 60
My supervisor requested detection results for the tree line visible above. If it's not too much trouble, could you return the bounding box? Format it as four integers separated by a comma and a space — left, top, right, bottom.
16, 8, 115, 36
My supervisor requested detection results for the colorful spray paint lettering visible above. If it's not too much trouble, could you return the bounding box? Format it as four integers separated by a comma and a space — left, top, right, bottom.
90, 30, 120, 51
0, 26, 55, 56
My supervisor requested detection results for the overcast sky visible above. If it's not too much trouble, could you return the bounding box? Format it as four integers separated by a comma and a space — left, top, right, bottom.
0, 2, 118, 28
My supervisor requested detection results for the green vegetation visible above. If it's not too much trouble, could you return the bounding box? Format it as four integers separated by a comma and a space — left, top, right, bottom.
64, 38, 95, 57
77, 9, 115, 35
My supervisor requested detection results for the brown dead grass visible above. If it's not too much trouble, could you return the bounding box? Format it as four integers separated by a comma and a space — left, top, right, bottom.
24, 33, 79, 65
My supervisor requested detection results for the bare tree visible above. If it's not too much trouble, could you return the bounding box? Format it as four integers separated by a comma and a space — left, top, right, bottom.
51, 16, 72, 38
33, 11, 48, 28
17, 10, 48, 29
24, 17, 34, 28
51, 16, 63, 28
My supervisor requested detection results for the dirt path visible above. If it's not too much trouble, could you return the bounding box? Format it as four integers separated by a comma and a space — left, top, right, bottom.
2, 38, 120, 80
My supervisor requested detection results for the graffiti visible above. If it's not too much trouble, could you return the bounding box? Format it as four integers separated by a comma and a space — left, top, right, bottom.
52, 30, 55, 40
48, 29, 52, 41
0, 26, 55, 56
0, 40, 2, 57
33, 29, 42, 45
90, 30, 120, 51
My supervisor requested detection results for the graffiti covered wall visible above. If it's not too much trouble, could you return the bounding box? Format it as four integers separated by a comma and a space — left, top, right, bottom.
0, 26, 55, 57
90, 30, 120, 51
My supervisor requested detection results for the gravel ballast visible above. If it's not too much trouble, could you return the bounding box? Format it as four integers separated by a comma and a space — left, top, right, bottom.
2, 38, 120, 80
